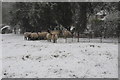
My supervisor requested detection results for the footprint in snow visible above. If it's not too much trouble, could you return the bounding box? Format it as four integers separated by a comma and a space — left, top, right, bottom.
52, 55, 59, 58
102, 71, 107, 74
62, 55, 67, 57
90, 45, 95, 47
95, 64, 101, 67
59, 51, 62, 53
23, 45, 26, 46
83, 59, 86, 61
45, 47, 47, 48
26, 74, 28, 76
22, 55, 30, 61
78, 61, 80, 64
69, 74, 78, 78
98, 46, 101, 48
4, 73, 7, 75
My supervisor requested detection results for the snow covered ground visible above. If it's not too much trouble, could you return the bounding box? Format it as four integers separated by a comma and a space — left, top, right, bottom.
1, 34, 118, 78
0, 33, 2, 79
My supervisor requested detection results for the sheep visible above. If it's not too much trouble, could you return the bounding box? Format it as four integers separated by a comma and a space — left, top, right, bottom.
24, 32, 31, 40
46, 33, 52, 42
70, 26, 75, 42
50, 30, 61, 36
38, 32, 48, 40
51, 34, 58, 43
46, 32, 58, 43
29, 32, 39, 40
62, 30, 72, 43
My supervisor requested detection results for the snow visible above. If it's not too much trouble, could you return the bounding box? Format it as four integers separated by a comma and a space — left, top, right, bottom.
0, 33, 2, 79
0, 25, 10, 31
96, 10, 107, 16
1, 34, 118, 78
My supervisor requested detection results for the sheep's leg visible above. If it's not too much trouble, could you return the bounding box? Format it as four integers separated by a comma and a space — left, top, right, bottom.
35, 38, 37, 40
32, 37, 34, 40
27, 37, 29, 40
27, 37, 28, 40
25, 36, 28, 40
32, 38, 34, 41
28, 37, 31, 40
35, 37, 38, 40
72, 35, 73, 42
53, 39, 55, 43
55, 40, 56, 43
26, 37, 28, 40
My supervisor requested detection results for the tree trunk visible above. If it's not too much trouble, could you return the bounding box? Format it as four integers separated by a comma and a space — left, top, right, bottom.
76, 3, 87, 43
77, 32, 80, 42
100, 34, 102, 43
79, 3, 87, 33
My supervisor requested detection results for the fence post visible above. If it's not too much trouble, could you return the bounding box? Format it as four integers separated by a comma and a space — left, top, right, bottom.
77, 32, 80, 42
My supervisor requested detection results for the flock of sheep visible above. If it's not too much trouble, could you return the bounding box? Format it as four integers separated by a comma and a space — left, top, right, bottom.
24, 29, 73, 43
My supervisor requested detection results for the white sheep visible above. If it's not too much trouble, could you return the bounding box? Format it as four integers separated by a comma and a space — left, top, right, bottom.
29, 33, 39, 40
50, 30, 60, 36
24, 32, 31, 40
38, 32, 48, 40
46, 33, 52, 42
62, 30, 72, 43
51, 34, 58, 43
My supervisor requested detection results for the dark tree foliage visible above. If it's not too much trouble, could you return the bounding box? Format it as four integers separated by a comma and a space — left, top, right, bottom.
9, 2, 73, 32
74, 2, 93, 42
52, 2, 73, 30
6, 2, 118, 39
118, 2, 120, 34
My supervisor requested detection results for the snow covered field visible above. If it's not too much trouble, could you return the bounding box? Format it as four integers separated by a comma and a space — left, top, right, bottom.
1, 34, 118, 78
0, 34, 2, 79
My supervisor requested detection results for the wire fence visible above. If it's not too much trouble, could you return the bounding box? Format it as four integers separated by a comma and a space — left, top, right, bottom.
57, 37, 118, 43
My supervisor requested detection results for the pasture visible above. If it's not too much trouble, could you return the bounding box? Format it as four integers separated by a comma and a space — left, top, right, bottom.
1, 34, 118, 78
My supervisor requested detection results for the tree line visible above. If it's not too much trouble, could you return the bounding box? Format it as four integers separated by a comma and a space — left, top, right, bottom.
2, 2, 119, 38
